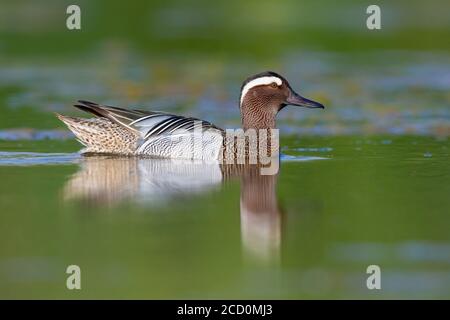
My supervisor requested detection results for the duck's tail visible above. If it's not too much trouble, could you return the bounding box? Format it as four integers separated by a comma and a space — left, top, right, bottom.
56, 113, 139, 155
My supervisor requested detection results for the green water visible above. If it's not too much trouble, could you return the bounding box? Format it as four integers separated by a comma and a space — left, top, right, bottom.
1, 0, 450, 299
0, 136, 449, 299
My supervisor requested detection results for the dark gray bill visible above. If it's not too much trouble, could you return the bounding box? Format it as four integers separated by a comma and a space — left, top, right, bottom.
286, 91, 325, 109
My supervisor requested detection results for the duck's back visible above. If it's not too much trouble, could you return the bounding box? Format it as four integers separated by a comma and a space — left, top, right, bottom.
56, 114, 140, 155
57, 100, 224, 159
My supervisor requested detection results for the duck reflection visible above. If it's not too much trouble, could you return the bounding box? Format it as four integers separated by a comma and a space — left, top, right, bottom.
239, 167, 282, 263
64, 156, 282, 262
64, 156, 223, 204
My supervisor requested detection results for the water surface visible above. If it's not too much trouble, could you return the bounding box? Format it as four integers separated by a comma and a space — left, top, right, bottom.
0, 136, 448, 299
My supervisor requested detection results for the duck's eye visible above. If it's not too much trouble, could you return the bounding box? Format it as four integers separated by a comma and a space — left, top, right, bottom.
270, 82, 278, 88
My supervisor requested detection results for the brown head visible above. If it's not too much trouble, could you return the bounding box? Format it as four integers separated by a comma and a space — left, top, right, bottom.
239, 71, 324, 130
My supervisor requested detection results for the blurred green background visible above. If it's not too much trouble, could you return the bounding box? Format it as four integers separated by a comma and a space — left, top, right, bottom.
2, 0, 450, 56
0, 0, 449, 299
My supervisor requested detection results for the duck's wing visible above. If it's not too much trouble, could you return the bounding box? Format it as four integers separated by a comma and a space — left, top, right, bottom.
74, 100, 223, 139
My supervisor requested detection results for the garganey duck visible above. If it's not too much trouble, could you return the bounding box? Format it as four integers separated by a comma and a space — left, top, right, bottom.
57, 71, 324, 160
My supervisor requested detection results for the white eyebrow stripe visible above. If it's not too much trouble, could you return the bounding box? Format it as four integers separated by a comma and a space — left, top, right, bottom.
240, 76, 282, 106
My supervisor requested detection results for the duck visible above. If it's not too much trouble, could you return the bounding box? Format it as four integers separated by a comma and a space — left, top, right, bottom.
56, 71, 324, 161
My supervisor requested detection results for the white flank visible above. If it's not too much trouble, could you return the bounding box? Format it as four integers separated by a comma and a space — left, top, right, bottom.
240, 76, 282, 106
137, 129, 223, 160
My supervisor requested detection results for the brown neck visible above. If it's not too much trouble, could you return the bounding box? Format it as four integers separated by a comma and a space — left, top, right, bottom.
240, 98, 279, 130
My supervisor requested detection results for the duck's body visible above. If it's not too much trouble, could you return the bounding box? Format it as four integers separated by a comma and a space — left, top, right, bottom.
57, 71, 324, 160
57, 101, 225, 159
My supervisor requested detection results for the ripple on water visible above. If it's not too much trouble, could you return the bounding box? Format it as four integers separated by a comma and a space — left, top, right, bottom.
280, 154, 328, 162
0, 152, 80, 166
0, 152, 327, 165
0, 129, 73, 141
292, 147, 333, 152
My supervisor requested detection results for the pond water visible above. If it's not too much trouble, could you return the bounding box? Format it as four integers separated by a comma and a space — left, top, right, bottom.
1, 0, 450, 297
0, 134, 448, 299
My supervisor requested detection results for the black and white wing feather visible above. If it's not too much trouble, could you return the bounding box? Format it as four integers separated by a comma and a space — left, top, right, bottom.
133, 113, 222, 139
74, 100, 224, 159
74, 100, 223, 138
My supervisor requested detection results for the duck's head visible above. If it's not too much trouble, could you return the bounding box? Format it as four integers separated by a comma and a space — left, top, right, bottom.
239, 71, 324, 130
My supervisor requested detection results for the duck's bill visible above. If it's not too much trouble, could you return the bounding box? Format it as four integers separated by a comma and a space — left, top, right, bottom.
286, 92, 325, 109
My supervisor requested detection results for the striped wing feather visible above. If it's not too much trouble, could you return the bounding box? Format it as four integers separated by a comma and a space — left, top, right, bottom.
74, 100, 223, 139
